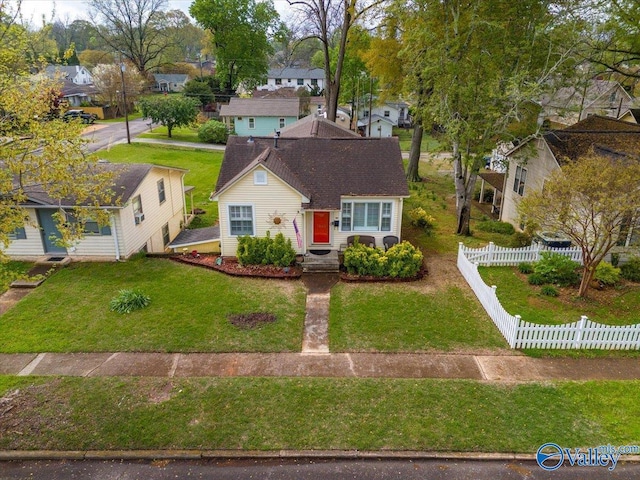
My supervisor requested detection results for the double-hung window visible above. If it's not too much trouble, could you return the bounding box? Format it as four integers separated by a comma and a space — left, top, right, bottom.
157, 179, 166, 204
279, 118, 286, 128
341, 201, 392, 232
248, 118, 255, 129
513, 166, 527, 196
229, 205, 254, 236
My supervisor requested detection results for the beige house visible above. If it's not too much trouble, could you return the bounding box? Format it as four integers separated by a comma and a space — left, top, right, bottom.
211, 136, 409, 257
3, 163, 189, 261
500, 115, 640, 253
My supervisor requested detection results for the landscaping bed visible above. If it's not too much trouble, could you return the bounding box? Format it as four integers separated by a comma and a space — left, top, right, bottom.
172, 254, 302, 279
340, 267, 426, 283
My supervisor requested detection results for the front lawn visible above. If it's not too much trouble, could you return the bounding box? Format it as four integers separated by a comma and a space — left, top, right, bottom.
1, 376, 637, 452
0, 258, 306, 353
478, 266, 640, 326
96, 143, 223, 227
329, 283, 506, 351
137, 125, 203, 143
393, 127, 442, 152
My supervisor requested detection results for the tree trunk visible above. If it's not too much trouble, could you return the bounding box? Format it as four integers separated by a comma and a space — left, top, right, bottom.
453, 143, 480, 236
406, 124, 423, 182
167, 124, 173, 138
577, 263, 595, 298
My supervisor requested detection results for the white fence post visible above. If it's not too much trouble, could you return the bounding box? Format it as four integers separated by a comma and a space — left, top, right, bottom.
513, 315, 521, 348
488, 242, 495, 265
574, 315, 587, 349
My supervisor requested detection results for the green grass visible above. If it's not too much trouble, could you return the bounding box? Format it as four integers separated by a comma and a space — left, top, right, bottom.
393, 127, 442, 152
330, 283, 506, 351
97, 112, 144, 123
0, 261, 32, 294
0, 258, 306, 353
97, 143, 222, 227
138, 125, 203, 143
1, 376, 637, 452
478, 266, 640, 326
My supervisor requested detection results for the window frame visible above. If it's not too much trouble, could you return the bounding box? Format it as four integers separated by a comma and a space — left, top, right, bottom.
228, 204, 255, 237
340, 200, 393, 232
248, 117, 255, 129
162, 223, 170, 247
253, 170, 267, 185
157, 178, 166, 205
513, 165, 527, 196
275, 78, 282, 85
279, 117, 286, 128
297, 78, 304, 85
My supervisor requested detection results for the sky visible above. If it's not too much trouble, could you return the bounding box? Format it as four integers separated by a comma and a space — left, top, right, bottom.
17, 0, 293, 24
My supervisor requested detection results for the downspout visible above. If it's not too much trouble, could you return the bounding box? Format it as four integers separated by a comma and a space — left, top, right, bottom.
111, 213, 120, 261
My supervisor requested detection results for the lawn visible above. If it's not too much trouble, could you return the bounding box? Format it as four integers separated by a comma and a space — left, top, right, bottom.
137, 125, 203, 143
478, 266, 640, 326
330, 283, 506, 351
393, 127, 442, 152
0, 257, 306, 353
1, 376, 638, 452
96, 143, 223, 227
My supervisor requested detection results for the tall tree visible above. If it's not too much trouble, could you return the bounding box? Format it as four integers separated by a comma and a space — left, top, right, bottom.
287, 0, 385, 121
518, 151, 640, 298
92, 63, 146, 114
190, 0, 282, 92
139, 95, 200, 137
399, 0, 579, 235
88, 0, 171, 73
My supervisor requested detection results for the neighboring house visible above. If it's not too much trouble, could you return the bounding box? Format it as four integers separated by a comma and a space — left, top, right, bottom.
152, 74, 190, 93
58, 78, 98, 107
3, 163, 189, 261
538, 79, 633, 128
220, 98, 301, 136
357, 114, 395, 138
256, 67, 325, 93
499, 115, 640, 253
211, 136, 409, 257
358, 101, 411, 129
279, 115, 360, 138
44, 65, 93, 85
618, 107, 640, 124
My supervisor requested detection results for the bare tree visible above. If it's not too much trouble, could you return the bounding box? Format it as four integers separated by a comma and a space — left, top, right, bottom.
88, 0, 170, 73
92, 63, 145, 114
287, 0, 385, 121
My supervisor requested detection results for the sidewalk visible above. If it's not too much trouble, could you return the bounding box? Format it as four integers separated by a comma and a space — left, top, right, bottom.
132, 137, 226, 151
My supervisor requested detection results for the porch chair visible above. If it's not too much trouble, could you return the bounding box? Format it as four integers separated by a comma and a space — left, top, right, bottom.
383, 235, 400, 251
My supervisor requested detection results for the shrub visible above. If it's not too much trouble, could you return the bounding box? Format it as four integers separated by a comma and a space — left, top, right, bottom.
266, 232, 296, 267
540, 285, 558, 297
407, 207, 436, 234
595, 261, 621, 286
109, 289, 150, 314
528, 273, 546, 285
534, 252, 580, 286
509, 231, 533, 247
237, 232, 295, 267
518, 262, 534, 274
476, 220, 515, 235
620, 256, 640, 282
343, 240, 423, 278
198, 120, 228, 144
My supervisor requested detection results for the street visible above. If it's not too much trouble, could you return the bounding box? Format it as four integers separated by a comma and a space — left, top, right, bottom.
81, 118, 151, 153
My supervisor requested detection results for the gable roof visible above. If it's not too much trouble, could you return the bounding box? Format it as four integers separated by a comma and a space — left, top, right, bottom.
279, 115, 360, 138
214, 136, 409, 209
153, 74, 189, 83
12, 163, 186, 207
44, 65, 89, 79
540, 79, 630, 110
267, 67, 325, 80
357, 114, 396, 127
543, 115, 640, 165
220, 98, 300, 117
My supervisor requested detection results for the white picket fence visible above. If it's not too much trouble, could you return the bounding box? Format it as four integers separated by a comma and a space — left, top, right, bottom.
457, 243, 640, 349
462, 241, 583, 266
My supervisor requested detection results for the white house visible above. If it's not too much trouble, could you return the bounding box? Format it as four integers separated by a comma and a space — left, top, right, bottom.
152, 74, 190, 93
257, 68, 325, 93
44, 65, 93, 85
3, 163, 189, 261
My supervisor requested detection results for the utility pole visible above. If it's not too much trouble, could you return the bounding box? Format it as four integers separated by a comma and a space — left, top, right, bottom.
120, 62, 131, 144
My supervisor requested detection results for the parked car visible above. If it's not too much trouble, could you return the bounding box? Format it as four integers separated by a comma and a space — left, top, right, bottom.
62, 109, 97, 124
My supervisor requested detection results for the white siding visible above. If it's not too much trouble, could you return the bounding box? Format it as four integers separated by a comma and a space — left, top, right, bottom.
2, 209, 45, 258
217, 167, 304, 256
119, 167, 186, 257
501, 139, 560, 227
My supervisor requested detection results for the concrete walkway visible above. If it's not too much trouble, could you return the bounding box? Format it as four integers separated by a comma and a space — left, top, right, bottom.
2, 351, 640, 382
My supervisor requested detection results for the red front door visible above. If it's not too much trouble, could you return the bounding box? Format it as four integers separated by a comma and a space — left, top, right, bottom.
313, 211, 330, 243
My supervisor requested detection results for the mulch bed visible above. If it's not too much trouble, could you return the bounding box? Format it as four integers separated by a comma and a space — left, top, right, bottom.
228, 312, 277, 329
171, 254, 302, 279
340, 267, 427, 283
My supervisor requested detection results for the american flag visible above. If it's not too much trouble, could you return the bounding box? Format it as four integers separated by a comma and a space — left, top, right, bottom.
293, 218, 303, 249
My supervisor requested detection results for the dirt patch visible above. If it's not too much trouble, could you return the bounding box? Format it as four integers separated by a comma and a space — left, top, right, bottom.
147, 380, 177, 404
228, 312, 277, 329
172, 254, 302, 279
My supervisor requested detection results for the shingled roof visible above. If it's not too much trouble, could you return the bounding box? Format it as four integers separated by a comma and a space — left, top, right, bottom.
220, 98, 301, 117
543, 115, 640, 165
214, 136, 409, 210
279, 115, 359, 138
12, 163, 185, 207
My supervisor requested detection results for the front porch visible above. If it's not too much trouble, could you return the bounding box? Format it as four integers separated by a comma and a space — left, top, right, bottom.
299, 250, 340, 273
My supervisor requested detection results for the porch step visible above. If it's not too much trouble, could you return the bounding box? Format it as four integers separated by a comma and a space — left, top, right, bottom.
300, 251, 340, 273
